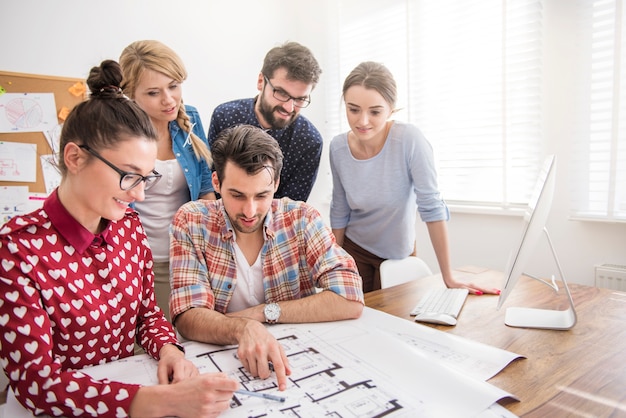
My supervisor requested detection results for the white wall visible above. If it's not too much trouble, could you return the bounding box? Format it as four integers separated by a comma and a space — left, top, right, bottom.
0, 0, 330, 134
1, 0, 625, 290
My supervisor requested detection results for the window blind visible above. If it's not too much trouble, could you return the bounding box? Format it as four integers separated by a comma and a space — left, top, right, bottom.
330, 0, 543, 208
571, 0, 626, 221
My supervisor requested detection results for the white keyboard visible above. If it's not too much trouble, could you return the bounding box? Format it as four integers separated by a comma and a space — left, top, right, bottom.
410, 288, 469, 324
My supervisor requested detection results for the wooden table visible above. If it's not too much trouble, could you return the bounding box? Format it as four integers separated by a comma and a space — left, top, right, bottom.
364, 266, 626, 417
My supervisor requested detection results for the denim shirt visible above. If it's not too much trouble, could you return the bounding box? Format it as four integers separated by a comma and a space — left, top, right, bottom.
170, 105, 214, 199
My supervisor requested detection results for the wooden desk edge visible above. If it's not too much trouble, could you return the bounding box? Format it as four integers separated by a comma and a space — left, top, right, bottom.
364, 266, 626, 417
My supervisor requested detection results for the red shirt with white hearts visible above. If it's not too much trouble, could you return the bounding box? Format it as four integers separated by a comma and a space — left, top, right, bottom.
0, 190, 179, 417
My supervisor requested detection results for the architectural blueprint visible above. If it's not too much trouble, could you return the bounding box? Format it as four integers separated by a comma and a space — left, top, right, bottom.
6, 307, 520, 417
189, 332, 424, 417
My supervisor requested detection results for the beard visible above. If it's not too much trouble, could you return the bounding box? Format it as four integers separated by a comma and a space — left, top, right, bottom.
257, 93, 298, 130
230, 213, 264, 235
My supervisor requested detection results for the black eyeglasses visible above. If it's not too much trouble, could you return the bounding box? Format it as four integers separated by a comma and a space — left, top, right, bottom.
79, 145, 162, 191
263, 75, 311, 108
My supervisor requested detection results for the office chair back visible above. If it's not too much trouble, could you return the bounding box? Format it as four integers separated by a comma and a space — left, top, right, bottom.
379, 256, 433, 289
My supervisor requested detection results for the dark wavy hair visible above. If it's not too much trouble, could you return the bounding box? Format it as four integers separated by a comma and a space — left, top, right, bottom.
261, 41, 322, 88
211, 125, 284, 185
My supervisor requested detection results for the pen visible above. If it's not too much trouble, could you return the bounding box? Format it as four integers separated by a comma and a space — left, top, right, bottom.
235, 389, 286, 403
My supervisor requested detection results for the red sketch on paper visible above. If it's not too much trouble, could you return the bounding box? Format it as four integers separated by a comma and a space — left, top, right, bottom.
5, 98, 44, 129
0, 157, 21, 177
0, 92, 57, 134
0, 142, 36, 182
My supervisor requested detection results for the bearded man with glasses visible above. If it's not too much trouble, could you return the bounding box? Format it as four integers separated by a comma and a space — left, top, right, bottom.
208, 41, 323, 203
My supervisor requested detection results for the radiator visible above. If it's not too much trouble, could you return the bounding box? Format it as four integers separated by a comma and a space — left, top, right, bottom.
594, 264, 626, 291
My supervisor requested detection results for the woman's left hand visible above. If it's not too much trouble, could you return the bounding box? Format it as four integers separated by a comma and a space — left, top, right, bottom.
157, 344, 200, 384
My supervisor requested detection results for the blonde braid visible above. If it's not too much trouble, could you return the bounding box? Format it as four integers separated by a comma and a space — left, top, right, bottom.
177, 103, 212, 165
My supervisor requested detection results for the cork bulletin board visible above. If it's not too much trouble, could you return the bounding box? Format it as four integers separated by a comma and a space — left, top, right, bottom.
0, 71, 86, 193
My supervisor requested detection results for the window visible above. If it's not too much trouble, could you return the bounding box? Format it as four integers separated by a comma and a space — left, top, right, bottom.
571, 0, 626, 221
328, 0, 543, 209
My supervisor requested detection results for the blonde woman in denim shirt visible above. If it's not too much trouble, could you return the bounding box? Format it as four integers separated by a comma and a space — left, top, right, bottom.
120, 40, 215, 321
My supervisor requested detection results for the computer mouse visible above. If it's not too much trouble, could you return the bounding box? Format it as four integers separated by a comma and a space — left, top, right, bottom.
414, 312, 457, 326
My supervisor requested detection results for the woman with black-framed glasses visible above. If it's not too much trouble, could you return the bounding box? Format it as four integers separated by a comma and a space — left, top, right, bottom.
0, 60, 238, 417
78, 144, 162, 191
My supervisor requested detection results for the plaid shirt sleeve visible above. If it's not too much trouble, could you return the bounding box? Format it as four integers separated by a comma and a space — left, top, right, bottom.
263, 200, 364, 304
169, 200, 231, 321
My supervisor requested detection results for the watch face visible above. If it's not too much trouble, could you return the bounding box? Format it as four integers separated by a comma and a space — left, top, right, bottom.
265, 303, 280, 322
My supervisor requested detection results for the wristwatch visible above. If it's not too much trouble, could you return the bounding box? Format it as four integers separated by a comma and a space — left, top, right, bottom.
264, 303, 281, 324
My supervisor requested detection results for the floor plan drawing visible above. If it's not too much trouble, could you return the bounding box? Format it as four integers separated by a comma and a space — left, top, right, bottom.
192, 332, 422, 417
6, 309, 516, 417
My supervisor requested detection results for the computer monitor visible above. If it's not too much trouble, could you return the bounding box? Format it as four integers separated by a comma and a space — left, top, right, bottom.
496, 155, 577, 330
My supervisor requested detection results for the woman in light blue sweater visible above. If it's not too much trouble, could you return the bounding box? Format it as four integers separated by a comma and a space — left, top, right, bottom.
330, 61, 500, 295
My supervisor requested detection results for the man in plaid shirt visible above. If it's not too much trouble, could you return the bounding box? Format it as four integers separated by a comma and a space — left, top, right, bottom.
170, 125, 364, 393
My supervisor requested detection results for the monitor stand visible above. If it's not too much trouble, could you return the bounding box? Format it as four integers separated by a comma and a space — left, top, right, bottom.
504, 227, 577, 330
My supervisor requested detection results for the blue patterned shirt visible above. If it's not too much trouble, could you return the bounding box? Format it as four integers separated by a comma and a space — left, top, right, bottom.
208, 98, 323, 202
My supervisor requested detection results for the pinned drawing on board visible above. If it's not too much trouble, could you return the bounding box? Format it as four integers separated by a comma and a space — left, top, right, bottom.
0, 141, 37, 183
40, 154, 61, 194
0, 185, 29, 225
0, 92, 58, 133
0, 141, 37, 182
44, 123, 62, 157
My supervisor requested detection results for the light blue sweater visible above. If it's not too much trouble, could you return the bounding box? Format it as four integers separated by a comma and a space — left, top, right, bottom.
329, 121, 449, 259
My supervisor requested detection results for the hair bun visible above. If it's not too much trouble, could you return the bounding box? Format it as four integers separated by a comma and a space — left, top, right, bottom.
87, 60, 124, 99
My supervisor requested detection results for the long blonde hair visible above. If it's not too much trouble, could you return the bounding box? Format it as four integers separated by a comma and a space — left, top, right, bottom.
119, 40, 211, 164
